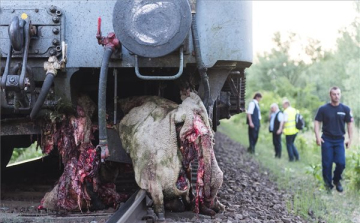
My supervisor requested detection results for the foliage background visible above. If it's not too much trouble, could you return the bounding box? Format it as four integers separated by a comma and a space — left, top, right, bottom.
241, 0, 360, 190
247, 2, 359, 128
220, 2, 360, 222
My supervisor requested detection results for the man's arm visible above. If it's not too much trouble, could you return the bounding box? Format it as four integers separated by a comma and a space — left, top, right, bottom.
345, 121, 353, 149
314, 120, 324, 146
247, 113, 254, 128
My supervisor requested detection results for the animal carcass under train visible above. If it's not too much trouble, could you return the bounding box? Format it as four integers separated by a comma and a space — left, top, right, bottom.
39, 95, 130, 212
40, 92, 224, 219
0, 0, 252, 221
118, 92, 225, 218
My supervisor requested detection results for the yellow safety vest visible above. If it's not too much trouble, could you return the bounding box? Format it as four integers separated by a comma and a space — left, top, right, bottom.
283, 107, 299, 135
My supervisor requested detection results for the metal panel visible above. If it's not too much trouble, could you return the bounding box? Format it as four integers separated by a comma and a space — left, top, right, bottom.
0, 8, 58, 25
0, 7, 63, 58
196, 0, 253, 68
0, 0, 196, 68
0, 0, 252, 69
0, 1, 115, 68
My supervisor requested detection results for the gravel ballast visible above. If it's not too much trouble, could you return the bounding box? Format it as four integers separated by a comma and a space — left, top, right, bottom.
166, 132, 306, 223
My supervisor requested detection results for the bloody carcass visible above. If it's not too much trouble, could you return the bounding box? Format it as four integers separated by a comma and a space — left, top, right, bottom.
40, 95, 127, 212
118, 92, 224, 218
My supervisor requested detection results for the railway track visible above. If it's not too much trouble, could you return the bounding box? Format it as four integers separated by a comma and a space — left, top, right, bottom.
0, 154, 143, 223
106, 189, 155, 223
0, 154, 186, 223
1, 132, 310, 223
1, 154, 208, 223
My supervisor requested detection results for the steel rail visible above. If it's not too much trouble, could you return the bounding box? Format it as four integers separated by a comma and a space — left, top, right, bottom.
106, 189, 149, 223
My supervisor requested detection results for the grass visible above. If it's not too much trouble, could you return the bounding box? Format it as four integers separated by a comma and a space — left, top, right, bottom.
218, 116, 360, 223
8, 142, 43, 166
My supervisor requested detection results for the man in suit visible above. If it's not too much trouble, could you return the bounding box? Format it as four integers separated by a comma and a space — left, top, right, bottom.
246, 92, 262, 154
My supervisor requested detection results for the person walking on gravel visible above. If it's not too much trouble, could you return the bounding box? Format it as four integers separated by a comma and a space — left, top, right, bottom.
246, 92, 262, 154
269, 103, 284, 158
314, 86, 353, 192
282, 99, 300, 161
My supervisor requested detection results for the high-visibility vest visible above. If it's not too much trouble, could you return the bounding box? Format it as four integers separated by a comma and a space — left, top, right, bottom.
283, 107, 299, 135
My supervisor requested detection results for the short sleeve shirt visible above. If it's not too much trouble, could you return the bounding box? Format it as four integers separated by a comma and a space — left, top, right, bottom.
315, 103, 353, 137
247, 100, 261, 120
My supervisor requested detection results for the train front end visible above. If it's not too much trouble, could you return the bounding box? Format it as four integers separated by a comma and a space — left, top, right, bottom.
0, 0, 253, 212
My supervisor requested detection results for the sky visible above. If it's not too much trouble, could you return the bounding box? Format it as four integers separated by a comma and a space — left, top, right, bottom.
252, 1, 357, 59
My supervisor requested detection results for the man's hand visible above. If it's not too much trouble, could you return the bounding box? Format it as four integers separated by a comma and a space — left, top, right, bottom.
345, 141, 351, 149
276, 129, 282, 135
249, 123, 254, 128
316, 137, 324, 146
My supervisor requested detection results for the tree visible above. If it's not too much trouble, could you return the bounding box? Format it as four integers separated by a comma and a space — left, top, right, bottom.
247, 32, 321, 109
336, 2, 360, 125
308, 1, 360, 124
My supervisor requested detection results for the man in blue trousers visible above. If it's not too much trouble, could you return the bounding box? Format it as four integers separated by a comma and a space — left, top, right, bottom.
314, 86, 353, 192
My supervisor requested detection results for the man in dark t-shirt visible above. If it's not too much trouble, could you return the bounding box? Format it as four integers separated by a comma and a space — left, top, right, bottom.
314, 86, 353, 193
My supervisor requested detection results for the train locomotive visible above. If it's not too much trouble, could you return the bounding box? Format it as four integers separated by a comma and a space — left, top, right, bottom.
0, 0, 252, 220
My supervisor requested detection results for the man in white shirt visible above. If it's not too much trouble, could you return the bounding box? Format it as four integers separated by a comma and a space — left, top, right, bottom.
246, 92, 262, 154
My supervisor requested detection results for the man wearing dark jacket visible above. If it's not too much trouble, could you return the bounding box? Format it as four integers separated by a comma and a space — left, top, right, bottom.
247, 93, 262, 154
269, 103, 284, 158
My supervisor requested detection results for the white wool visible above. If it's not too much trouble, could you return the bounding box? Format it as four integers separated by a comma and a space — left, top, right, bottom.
118, 93, 222, 213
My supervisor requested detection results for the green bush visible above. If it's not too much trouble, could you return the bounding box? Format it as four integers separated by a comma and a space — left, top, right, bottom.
345, 148, 360, 192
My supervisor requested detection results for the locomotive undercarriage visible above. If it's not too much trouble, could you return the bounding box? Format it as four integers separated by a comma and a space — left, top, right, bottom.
1, 66, 246, 223
1, 65, 246, 166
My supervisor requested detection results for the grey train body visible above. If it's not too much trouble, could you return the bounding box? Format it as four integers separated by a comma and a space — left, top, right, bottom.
0, 0, 252, 166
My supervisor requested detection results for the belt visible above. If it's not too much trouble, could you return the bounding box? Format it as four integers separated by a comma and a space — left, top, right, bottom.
322, 134, 344, 140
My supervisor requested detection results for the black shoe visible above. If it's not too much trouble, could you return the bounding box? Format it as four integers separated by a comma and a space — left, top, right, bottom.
334, 182, 343, 192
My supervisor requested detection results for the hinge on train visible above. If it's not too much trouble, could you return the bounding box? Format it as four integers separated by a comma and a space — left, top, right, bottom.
214, 69, 246, 122
227, 69, 246, 114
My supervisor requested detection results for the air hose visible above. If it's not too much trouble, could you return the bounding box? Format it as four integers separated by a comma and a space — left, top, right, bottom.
98, 47, 113, 161
30, 73, 55, 119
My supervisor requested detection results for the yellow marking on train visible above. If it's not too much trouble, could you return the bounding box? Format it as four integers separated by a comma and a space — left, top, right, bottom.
21, 13, 28, 20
